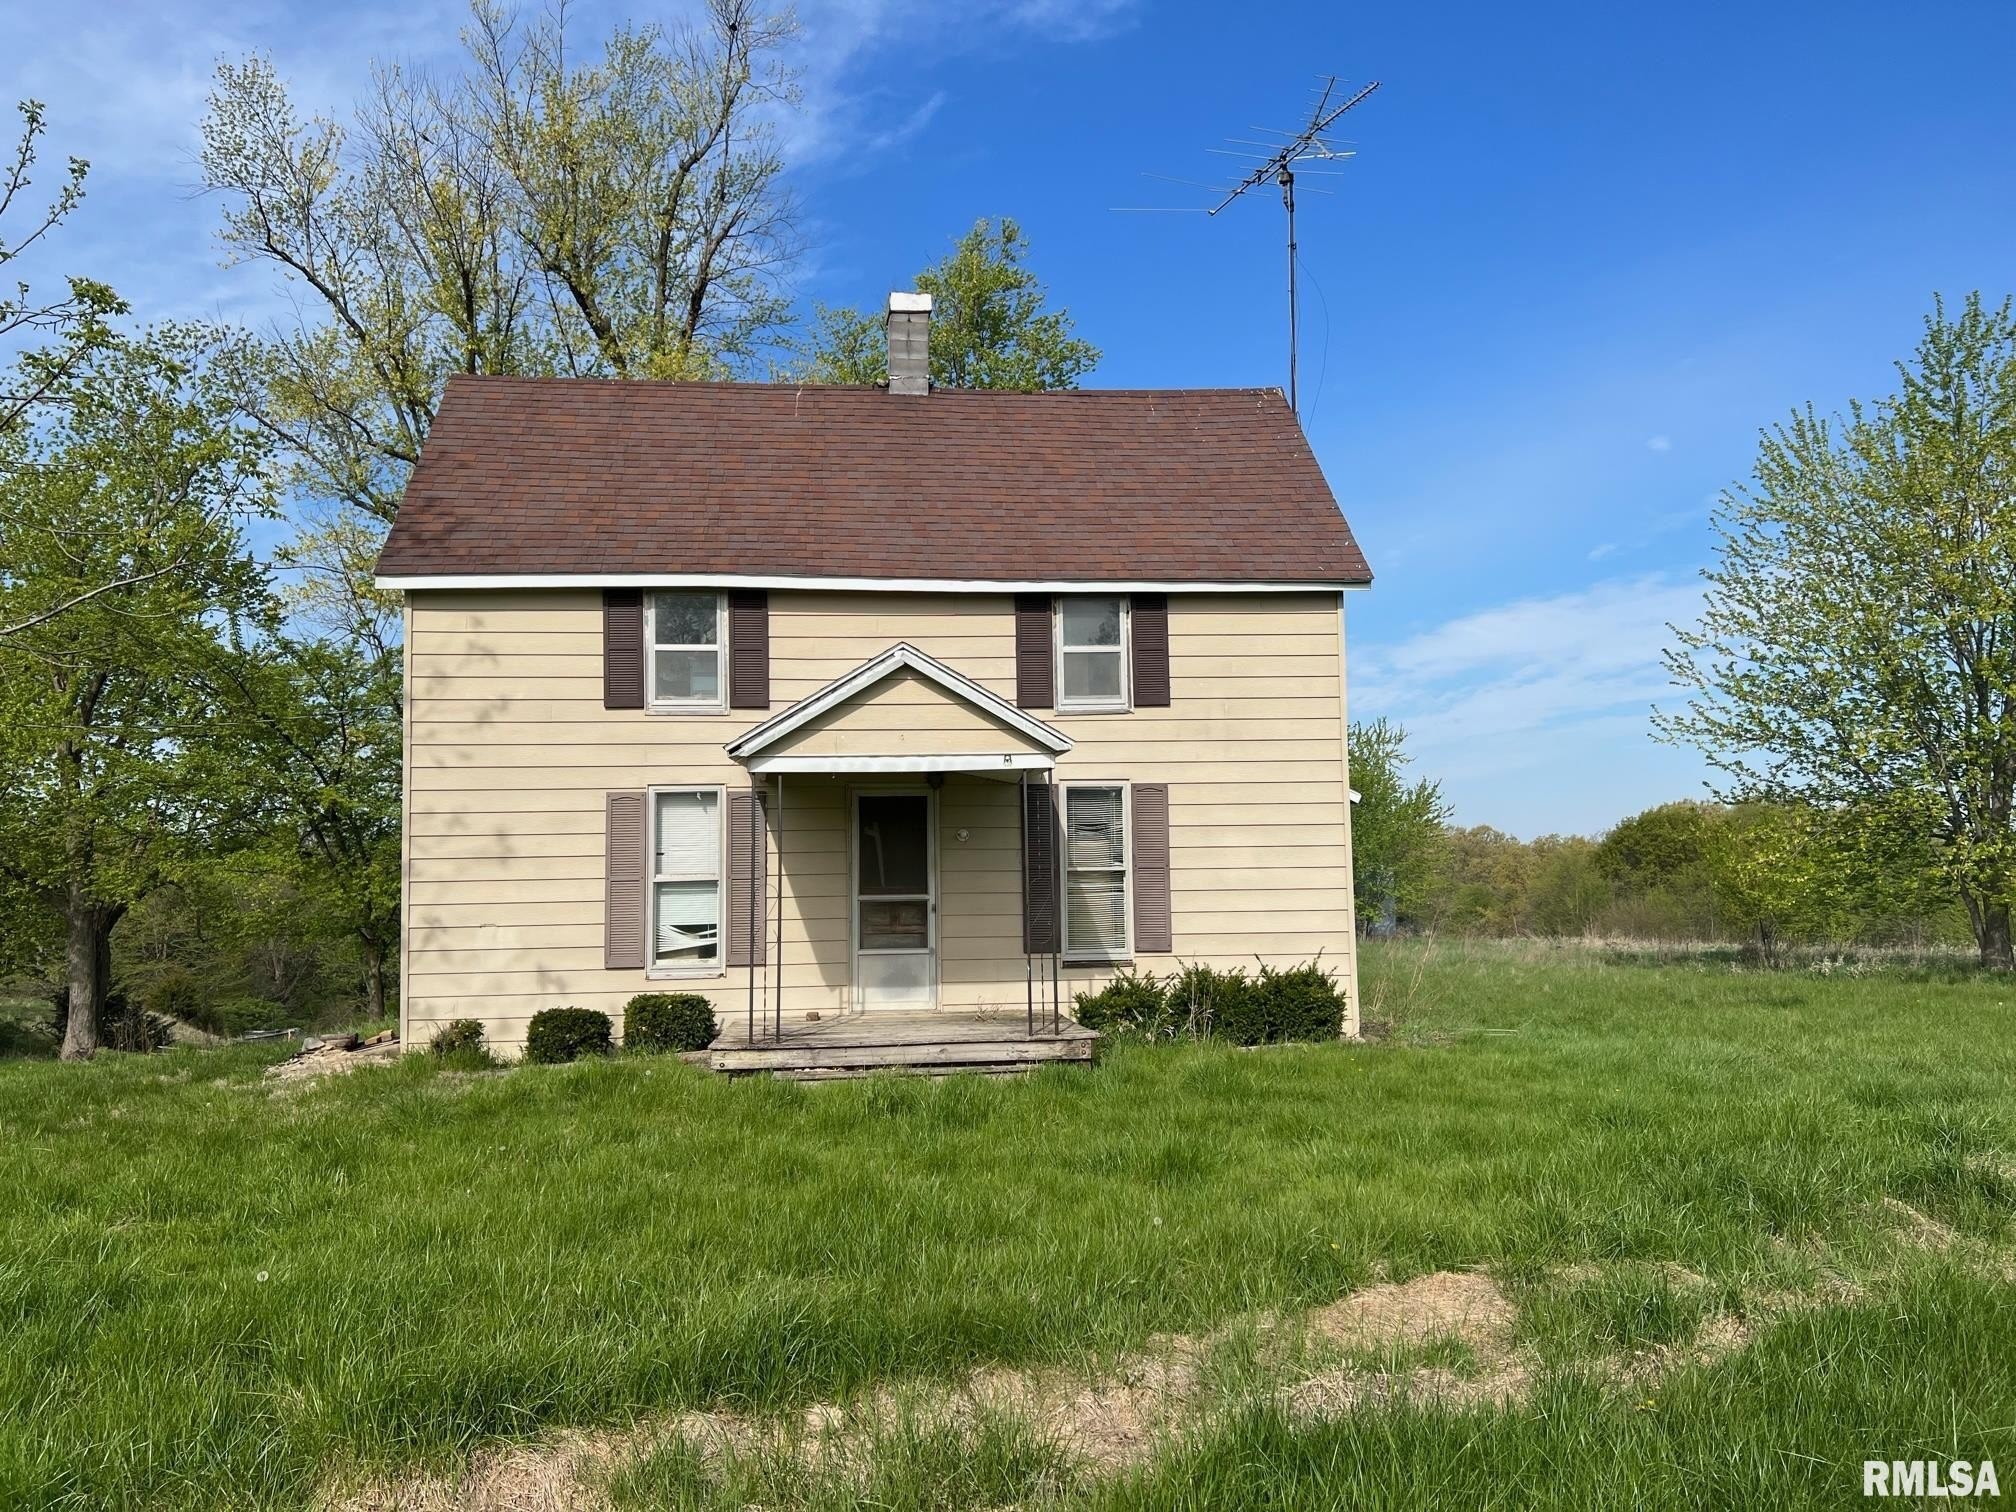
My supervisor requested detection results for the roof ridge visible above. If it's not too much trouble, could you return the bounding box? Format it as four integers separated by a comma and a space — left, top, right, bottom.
442, 373, 1289, 400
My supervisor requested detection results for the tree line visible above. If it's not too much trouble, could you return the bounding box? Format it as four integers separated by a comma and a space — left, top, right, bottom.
1353, 764, 1968, 952
1353, 295, 2016, 970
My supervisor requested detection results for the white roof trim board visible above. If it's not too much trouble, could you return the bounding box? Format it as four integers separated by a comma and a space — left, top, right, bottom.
376, 571, 1365, 594
745, 753, 1055, 775
726, 642, 1074, 763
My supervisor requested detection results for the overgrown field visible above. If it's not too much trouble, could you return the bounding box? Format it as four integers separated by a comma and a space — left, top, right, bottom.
4, 940, 2015, 1508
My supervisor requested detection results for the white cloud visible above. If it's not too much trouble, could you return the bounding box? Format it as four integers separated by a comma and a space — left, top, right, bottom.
1353, 574, 1707, 820
864, 90, 948, 152
782, 0, 1134, 161
1647, 433, 1673, 452
1587, 541, 1617, 561
1003, 0, 1138, 42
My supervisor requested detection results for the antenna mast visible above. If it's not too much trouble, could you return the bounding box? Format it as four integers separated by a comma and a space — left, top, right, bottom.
1208, 78, 1379, 414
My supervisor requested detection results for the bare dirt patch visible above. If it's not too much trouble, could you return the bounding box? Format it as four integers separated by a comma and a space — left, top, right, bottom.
1305, 1268, 1515, 1354
328, 1264, 1803, 1510
1292, 1269, 1533, 1416
1880, 1196, 1959, 1252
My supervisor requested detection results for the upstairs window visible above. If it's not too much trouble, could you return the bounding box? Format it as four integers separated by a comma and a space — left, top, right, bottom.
653, 788, 722, 968
650, 591, 725, 710
1056, 596, 1129, 712
1063, 783, 1130, 960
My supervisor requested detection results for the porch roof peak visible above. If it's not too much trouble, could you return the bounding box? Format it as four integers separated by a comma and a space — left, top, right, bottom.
725, 642, 1073, 772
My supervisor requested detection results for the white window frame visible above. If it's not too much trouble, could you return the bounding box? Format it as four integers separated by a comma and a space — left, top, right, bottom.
647, 590, 728, 713
1061, 779, 1133, 963
647, 784, 728, 979
1053, 595, 1131, 713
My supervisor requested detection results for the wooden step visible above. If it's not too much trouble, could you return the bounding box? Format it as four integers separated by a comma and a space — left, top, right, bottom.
774, 1064, 1039, 1083
710, 1034, 1094, 1076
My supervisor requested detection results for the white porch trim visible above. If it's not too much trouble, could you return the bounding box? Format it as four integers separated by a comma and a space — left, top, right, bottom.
746, 752, 1054, 775
726, 641, 1072, 762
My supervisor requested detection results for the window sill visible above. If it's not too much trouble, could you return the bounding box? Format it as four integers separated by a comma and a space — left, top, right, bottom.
646, 705, 729, 718
1064, 953, 1135, 967
647, 965, 727, 981
1054, 705, 1134, 716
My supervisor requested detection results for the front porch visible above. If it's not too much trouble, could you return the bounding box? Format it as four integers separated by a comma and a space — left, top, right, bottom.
701, 640, 1094, 1078
709, 1009, 1099, 1080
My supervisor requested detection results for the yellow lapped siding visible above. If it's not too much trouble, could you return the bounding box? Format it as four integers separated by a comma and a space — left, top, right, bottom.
402, 588, 1357, 1051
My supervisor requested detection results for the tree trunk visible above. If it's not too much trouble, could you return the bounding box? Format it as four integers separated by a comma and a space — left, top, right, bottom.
361, 937, 389, 1025
59, 891, 113, 1061
1978, 900, 2014, 972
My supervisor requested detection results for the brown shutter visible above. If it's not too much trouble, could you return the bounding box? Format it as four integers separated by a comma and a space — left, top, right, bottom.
728, 590, 769, 709
726, 785, 767, 966
603, 589, 645, 709
1131, 594, 1170, 708
1021, 779, 1061, 954
604, 790, 648, 969
1014, 595, 1054, 709
1132, 783, 1172, 953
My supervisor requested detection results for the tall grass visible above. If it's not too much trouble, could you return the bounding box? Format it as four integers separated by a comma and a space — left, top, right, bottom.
1097, 1267, 2016, 1510
3, 941, 2014, 1506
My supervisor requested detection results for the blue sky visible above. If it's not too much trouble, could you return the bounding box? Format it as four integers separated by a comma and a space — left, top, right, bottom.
6, 0, 2015, 836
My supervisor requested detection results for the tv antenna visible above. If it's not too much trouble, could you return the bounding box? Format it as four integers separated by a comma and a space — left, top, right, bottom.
1117, 76, 1380, 414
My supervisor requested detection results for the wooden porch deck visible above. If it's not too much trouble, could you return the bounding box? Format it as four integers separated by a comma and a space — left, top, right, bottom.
708, 1010, 1099, 1080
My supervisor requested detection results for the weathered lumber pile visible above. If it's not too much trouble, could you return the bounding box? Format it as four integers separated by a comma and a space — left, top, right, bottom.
263, 1029, 400, 1083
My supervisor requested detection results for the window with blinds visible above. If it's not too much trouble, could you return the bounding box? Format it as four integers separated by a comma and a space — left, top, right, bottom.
1063, 784, 1129, 959
653, 788, 722, 966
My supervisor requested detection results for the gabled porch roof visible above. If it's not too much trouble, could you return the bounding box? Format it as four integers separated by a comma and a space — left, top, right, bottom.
725, 642, 1073, 776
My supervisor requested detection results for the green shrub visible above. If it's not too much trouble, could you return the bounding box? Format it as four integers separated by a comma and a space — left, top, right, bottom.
429, 1018, 491, 1063
1253, 958, 1346, 1042
1076, 960, 1344, 1046
140, 967, 204, 1026
623, 993, 717, 1054
1072, 970, 1168, 1033
1180, 964, 1263, 1044
214, 997, 296, 1037
525, 1006, 613, 1064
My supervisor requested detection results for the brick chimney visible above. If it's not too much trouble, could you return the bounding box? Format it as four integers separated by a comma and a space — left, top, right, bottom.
886, 291, 931, 395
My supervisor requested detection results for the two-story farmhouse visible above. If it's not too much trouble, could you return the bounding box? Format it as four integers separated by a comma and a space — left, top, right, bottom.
376, 293, 1373, 1071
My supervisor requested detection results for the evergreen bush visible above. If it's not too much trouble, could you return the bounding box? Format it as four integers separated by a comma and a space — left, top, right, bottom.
525, 1006, 613, 1064
623, 993, 717, 1054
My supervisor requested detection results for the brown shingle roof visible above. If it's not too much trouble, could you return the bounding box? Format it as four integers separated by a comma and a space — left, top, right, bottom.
374, 376, 1372, 584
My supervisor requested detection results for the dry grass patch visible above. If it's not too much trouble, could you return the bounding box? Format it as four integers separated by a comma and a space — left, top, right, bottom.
334, 1261, 1859, 1511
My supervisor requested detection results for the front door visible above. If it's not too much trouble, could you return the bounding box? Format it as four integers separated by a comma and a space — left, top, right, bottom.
854, 791, 936, 1011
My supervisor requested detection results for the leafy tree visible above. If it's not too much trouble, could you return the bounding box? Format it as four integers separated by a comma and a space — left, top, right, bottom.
199, 0, 798, 524
1703, 803, 1827, 960
1660, 294, 2016, 968
798, 302, 887, 386
1348, 718, 1451, 928
0, 99, 135, 641
1594, 801, 1720, 934
0, 99, 123, 439
1427, 826, 1539, 936
800, 218, 1099, 390
201, 635, 403, 1020
0, 328, 275, 1058
1525, 836, 1611, 936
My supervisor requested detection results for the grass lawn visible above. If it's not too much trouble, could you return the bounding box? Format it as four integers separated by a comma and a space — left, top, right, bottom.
4, 940, 2015, 1508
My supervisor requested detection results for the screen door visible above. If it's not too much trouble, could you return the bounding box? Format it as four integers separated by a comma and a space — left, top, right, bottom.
854, 792, 936, 1010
